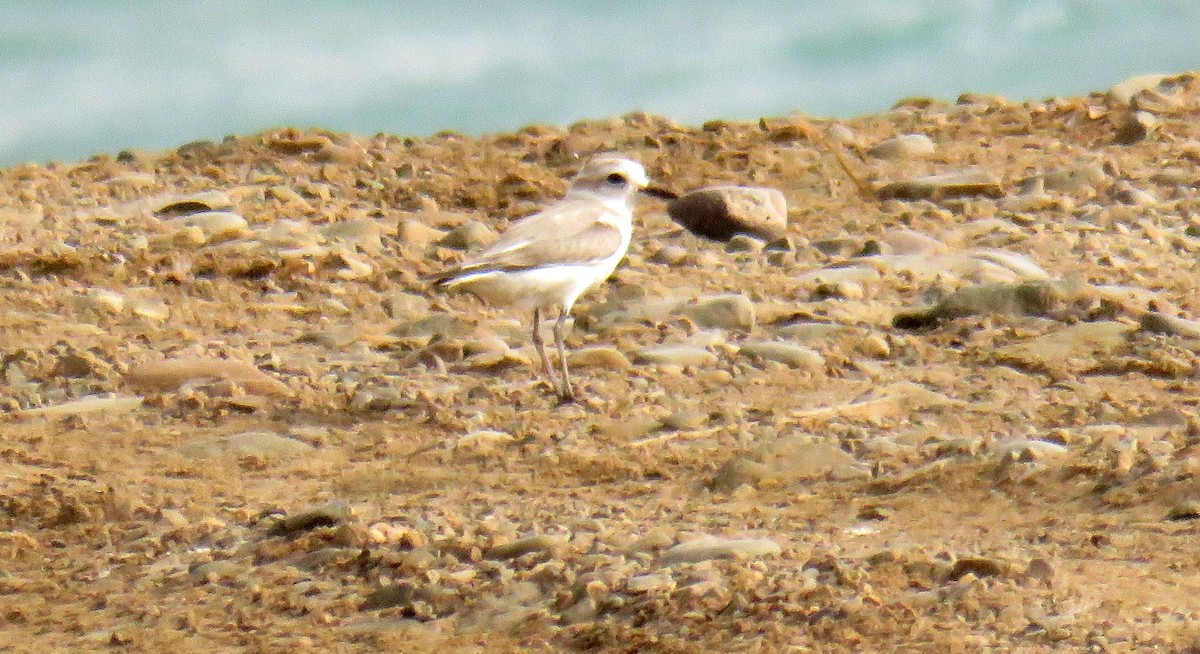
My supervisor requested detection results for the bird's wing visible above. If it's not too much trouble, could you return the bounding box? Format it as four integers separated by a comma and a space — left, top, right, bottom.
436, 201, 625, 282
436, 199, 624, 280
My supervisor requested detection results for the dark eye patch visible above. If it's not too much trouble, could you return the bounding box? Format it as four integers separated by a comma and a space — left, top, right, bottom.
605, 172, 626, 184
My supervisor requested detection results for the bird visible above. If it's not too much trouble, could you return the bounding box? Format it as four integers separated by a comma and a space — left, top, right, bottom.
432, 154, 676, 400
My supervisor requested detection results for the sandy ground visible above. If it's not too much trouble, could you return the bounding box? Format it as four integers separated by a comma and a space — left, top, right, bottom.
3, 73, 1200, 653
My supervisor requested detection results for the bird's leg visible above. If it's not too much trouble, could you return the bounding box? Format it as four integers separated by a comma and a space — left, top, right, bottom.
531, 308, 557, 389
553, 308, 575, 400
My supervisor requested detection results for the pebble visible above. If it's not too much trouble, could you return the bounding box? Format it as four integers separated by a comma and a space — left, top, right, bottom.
568, 346, 633, 371
775, 322, 858, 343
710, 435, 870, 491
659, 535, 782, 566
151, 190, 233, 218
893, 280, 1098, 329
322, 218, 384, 251
680, 294, 756, 331
738, 341, 825, 370
650, 243, 689, 265
182, 431, 315, 459
725, 234, 764, 254
126, 357, 291, 396
867, 134, 935, 160
437, 221, 497, 250
164, 210, 249, 243
875, 169, 1003, 201
876, 228, 949, 256
485, 534, 563, 560
667, 186, 787, 241
396, 219, 446, 247
634, 345, 718, 367
1038, 164, 1108, 193
18, 394, 144, 418
626, 573, 676, 594
1166, 501, 1200, 521
994, 322, 1133, 374
967, 249, 1050, 280
1139, 311, 1200, 339
267, 500, 352, 536
454, 430, 515, 453
384, 291, 431, 321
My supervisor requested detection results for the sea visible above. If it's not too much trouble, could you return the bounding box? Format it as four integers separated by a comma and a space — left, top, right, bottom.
1, 0, 1197, 166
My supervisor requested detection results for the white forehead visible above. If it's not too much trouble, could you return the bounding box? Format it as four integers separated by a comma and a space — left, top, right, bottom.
575, 155, 649, 186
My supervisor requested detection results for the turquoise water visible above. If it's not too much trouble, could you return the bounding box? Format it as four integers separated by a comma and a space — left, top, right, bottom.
1, 1, 1197, 165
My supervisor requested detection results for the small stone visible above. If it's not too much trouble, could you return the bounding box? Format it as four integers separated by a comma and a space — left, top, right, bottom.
1038, 164, 1108, 193
128, 298, 170, 322
182, 431, 315, 459
1140, 311, 1200, 339
635, 345, 717, 368
151, 190, 233, 218
322, 218, 384, 251
811, 237, 861, 258
947, 557, 1010, 581
775, 322, 857, 344
867, 134, 935, 160
19, 394, 143, 418
268, 500, 352, 536
876, 229, 949, 256
650, 243, 689, 265
626, 573, 675, 594
893, 280, 1099, 329
437, 221, 497, 250
667, 186, 787, 241
659, 535, 782, 566
568, 346, 632, 370
126, 357, 291, 396
164, 210, 249, 243
360, 583, 416, 611
876, 169, 1002, 201
384, 291, 431, 320
486, 534, 562, 560
454, 430, 515, 453
994, 322, 1133, 375
1167, 501, 1200, 521
710, 435, 869, 490
725, 234, 764, 254
739, 341, 824, 370
396, 219, 445, 247
857, 334, 891, 358
680, 294, 756, 331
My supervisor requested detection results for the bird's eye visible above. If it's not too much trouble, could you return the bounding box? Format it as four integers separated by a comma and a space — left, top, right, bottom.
605, 172, 626, 185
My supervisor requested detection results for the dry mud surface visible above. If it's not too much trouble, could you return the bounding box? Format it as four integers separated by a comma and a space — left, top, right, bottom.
4, 74, 1200, 652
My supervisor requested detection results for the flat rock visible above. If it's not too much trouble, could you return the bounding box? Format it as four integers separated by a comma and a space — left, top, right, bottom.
710, 435, 870, 491
659, 535, 782, 566
126, 357, 291, 395
19, 394, 144, 418
182, 430, 315, 459
635, 345, 718, 367
437, 221, 497, 250
679, 294, 756, 331
994, 322, 1134, 375
667, 186, 787, 241
739, 341, 824, 370
568, 346, 633, 370
876, 169, 1003, 201
894, 280, 1098, 329
867, 134, 935, 160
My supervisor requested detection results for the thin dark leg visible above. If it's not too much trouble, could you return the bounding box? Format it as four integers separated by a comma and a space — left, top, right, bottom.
531, 308, 556, 387
553, 308, 574, 400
